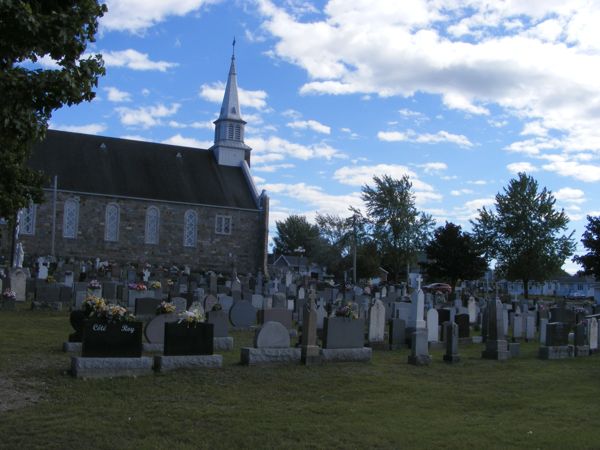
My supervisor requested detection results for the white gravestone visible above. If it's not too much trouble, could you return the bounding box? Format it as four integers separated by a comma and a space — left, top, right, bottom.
468, 297, 477, 324
368, 299, 386, 343
426, 308, 439, 342
409, 276, 426, 329
588, 318, 598, 351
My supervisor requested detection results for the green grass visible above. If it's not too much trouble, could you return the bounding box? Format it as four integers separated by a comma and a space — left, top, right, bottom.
1, 307, 599, 449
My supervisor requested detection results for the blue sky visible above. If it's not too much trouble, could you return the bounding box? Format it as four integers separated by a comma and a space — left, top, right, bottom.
45, 1, 600, 274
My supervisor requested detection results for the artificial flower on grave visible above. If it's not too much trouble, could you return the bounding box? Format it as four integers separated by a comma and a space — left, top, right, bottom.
87, 279, 102, 290
46, 275, 56, 284
150, 281, 162, 290
103, 304, 136, 323
178, 308, 205, 327
156, 301, 176, 315
2, 289, 16, 301
211, 303, 223, 312
128, 282, 147, 291
166, 279, 174, 287
335, 302, 358, 319
82, 295, 107, 316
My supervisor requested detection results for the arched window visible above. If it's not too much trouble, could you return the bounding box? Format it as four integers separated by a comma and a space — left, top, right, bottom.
183, 209, 198, 248
104, 203, 120, 242
20, 202, 36, 236
145, 206, 160, 244
63, 198, 79, 239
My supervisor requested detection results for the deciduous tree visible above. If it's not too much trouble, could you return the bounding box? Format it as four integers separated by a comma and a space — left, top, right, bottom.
573, 215, 600, 278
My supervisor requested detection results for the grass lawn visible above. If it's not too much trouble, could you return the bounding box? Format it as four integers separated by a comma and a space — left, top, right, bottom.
1, 307, 599, 449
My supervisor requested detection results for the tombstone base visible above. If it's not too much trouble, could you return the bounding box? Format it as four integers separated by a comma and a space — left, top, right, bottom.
301, 345, 321, 365
538, 345, 573, 360
240, 347, 301, 365
71, 356, 153, 378
214, 337, 234, 352
407, 354, 431, 366
154, 355, 223, 372
428, 341, 445, 351
508, 342, 520, 357
575, 345, 590, 357
443, 354, 460, 364
143, 343, 164, 353
320, 347, 372, 363
481, 340, 509, 360
367, 341, 387, 350
63, 342, 82, 353
458, 337, 472, 345
472, 336, 483, 344
1, 299, 16, 311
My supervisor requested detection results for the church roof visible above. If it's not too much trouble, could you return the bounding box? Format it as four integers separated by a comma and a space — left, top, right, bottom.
30, 130, 259, 210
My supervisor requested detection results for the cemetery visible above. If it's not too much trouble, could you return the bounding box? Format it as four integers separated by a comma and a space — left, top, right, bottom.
1, 263, 599, 448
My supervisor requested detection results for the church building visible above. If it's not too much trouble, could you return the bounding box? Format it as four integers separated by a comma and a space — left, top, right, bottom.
1, 53, 269, 274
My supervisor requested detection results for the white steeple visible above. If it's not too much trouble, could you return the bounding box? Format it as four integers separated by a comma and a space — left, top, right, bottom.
210, 39, 252, 167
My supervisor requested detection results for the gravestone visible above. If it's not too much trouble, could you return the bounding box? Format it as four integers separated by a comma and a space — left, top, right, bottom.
171, 297, 187, 312
539, 322, 573, 359
207, 310, 229, 338
525, 315, 536, 341
218, 295, 234, 312
407, 329, 431, 366
455, 313, 470, 339
438, 308, 451, 328
482, 299, 509, 360
255, 321, 290, 348
82, 321, 143, 357
468, 297, 477, 324
316, 303, 327, 330
204, 294, 218, 312
322, 317, 363, 349
574, 323, 589, 357
368, 299, 386, 345
251, 294, 264, 309
426, 308, 439, 342
389, 318, 406, 350
229, 300, 256, 328
8, 268, 26, 301
512, 314, 523, 340
539, 318, 548, 345
408, 280, 426, 332
164, 322, 214, 356
258, 308, 293, 329
588, 318, 598, 352
272, 293, 286, 309
145, 313, 179, 344
135, 297, 163, 317
102, 282, 118, 300
301, 298, 321, 365
443, 322, 460, 363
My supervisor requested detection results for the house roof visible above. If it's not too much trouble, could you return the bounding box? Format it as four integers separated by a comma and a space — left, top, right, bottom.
29, 130, 258, 210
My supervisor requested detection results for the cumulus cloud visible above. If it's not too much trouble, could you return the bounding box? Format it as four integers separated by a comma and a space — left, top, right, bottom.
418, 162, 447, 174
199, 82, 268, 110
507, 162, 539, 174
116, 103, 180, 128
102, 49, 177, 71
50, 123, 107, 135
554, 187, 586, 204
162, 134, 212, 148
287, 119, 331, 134
247, 136, 346, 163
104, 86, 131, 102
377, 129, 473, 148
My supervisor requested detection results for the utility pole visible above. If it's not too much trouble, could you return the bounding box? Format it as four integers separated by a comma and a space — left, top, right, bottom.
352, 213, 357, 285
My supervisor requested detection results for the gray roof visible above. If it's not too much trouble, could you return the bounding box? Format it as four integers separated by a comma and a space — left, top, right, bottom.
30, 130, 258, 210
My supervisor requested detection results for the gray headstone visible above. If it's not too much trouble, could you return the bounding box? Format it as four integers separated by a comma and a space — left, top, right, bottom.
171, 297, 187, 312
251, 294, 264, 309
426, 308, 439, 342
145, 313, 178, 344
368, 299, 386, 343
254, 321, 290, 348
229, 300, 256, 328
204, 294, 218, 312
443, 321, 460, 363
207, 310, 229, 338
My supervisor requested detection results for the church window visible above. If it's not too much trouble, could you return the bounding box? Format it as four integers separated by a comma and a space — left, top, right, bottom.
63, 198, 79, 239
145, 206, 160, 244
215, 215, 232, 235
104, 203, 120, 242
234, 125, 241, 140
183, 210, 198, 247
227, 124, 234, 139
20, 203, 36, 236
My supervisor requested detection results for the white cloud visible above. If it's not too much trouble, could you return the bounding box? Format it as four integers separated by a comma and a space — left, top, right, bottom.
542, 159, 600, 182
168, 120, 214, 129
116, 103, 180, 128
104, 86, 131, 102
199, 82, 268, 110
287, 119, 331, 135
162, 134, 212, 148
554, 187, 586, 204
101, 0, 220, 33
102, 49, 177, 71
247, 136, 345, 163
50, 123, 107, 135
377, 129, 473, 148
450, 189, 474, 196
253, 163, 295, 173
506, 161, 538, 174
418, 162, 448, 174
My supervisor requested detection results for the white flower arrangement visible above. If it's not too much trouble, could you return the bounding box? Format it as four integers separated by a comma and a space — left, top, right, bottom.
178, 308, 205, 327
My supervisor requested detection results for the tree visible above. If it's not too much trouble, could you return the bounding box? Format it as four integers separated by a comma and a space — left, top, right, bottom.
421, 222, 487, 289
471, 173, 575, 298
361, 174, 434, 282
0, 1, 107, 227
273, 215, 321, 257
573, 215, 600, 278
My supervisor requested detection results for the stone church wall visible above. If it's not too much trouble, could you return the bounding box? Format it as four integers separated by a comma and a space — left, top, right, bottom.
1, 191, 266, 274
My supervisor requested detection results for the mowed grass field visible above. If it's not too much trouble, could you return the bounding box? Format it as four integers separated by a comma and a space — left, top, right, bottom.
1, 307, 599, 449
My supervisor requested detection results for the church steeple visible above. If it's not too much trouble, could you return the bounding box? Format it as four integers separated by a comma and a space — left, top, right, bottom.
211, 39, 252, 167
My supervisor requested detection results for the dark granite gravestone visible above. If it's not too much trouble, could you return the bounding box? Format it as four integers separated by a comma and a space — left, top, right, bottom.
258, 309, 293, 329
322, 317, 364, 349
101, 282, 118, 300
443, 321, 460, 363
272, 293, 287, 309
574, 323, 587, 347
549, 307, 575, 328
135, 297, 163, 317
59, 286, 72, 303
164, 322, 214, 356
36, 285, 61, 302
144, 313, 179, 344
207, 310, 229, 338
389, 318, 406, 350
68, 310, 86, 342
228, 300, 256, 328
455, 313, 470, 338
82, 321, 143, 357
407, 329, 431, 366
546, 322, 570, 346
438, 308, 451, 327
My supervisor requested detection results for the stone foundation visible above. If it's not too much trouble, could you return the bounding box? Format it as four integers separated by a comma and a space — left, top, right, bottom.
71, 356, 154, 378
320, 347, 372, 363
538, 345, 574, 360
154, 355, 222, 372
240, 347, 301, 365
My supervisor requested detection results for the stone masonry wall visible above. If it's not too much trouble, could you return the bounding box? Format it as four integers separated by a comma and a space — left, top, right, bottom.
1, 191, 266, 274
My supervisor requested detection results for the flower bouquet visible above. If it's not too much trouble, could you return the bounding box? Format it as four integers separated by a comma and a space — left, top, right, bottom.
211, 303, 223, 312
87, 279, 102, 290
150, 280, 162, 290
2, 288, 16, 302
82, 295, 107, 316
128, 282, 147, 291
178, 308, 205, 327
156, 301, 176, 315
335, 302, 358, 320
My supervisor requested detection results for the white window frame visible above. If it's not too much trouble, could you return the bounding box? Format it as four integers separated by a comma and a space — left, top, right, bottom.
215, 215, 232, 235
20, 203, 36, 236
183, 209, 198, 248
62, 198, 79, 239
104, 203, 120, 242
145, 206, 160, 245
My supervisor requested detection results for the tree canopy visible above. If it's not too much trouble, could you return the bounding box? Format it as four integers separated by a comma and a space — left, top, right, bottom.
471, 173, 575, 298
572, 215, 600, 278
421, 222, 487, 289
273, 215, 321, 257
361, 174, 434, 282
0, 0, 107, 224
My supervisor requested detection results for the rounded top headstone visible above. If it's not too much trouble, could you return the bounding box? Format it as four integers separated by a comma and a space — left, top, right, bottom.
145, 313, 179, 344
229, 300, 256, 328
254, 321, 290, 348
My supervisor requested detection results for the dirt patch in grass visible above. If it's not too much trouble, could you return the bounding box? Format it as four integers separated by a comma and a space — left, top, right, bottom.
0, 377, 40, 413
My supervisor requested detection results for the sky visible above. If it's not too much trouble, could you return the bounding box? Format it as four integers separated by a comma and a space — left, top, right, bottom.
44, 0, 600, 274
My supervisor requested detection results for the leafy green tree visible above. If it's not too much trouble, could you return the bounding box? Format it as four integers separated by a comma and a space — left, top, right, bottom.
572, 215, 600, 278
471, 173, 575, 298
273, 215, 321, 257
361, 174, 434, 282
421, 222, 487, 289
0, 1, 107, 226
